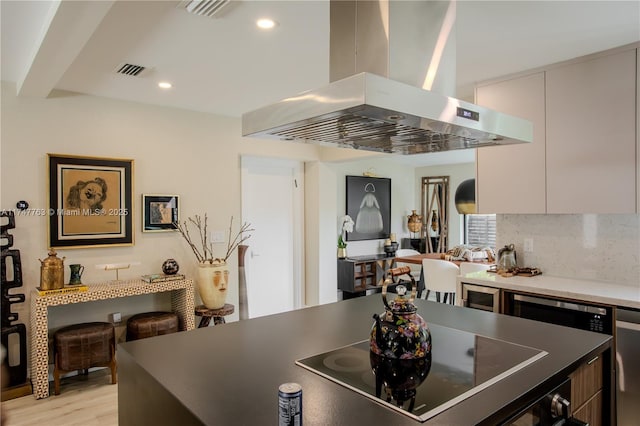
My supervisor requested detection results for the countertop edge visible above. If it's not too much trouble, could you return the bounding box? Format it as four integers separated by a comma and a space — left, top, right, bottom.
457, 272, 640, 309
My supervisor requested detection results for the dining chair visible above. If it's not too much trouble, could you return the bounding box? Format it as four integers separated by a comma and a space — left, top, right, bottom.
395, 249, 421, 279
421, 259, 460, 304
394, 249, 423, 294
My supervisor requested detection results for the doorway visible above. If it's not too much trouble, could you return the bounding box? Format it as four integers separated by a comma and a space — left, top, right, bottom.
240, 156, 304, 318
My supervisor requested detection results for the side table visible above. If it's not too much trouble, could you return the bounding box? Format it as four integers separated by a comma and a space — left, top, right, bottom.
195, 304, 234, 328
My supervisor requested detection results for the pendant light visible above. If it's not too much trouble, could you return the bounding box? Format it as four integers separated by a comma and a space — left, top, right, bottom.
455, 179, 475, 214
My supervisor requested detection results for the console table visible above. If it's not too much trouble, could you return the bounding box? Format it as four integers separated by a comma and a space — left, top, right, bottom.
29, 278, 195, 399
337, 255, 396, 299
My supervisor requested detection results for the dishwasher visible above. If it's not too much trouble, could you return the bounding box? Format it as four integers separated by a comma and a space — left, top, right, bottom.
616, 308, 640, 426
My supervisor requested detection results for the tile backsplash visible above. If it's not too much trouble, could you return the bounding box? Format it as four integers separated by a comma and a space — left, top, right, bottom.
497, 214, 639, 285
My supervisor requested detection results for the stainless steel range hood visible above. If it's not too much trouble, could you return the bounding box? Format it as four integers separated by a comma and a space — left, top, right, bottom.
242, 1, 532, 155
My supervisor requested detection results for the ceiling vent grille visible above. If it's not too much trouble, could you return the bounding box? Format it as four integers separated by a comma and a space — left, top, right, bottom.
180, 0, 231, 18
115, 63, 147, 77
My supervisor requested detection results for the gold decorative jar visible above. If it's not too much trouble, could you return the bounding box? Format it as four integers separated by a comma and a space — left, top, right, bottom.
407, 210, 423, 233
39, 248, 65, 290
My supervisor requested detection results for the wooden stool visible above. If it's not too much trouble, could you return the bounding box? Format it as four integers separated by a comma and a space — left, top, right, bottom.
53, 322, 116, 395
126, 311, 179, 341
195, 304, 234, 328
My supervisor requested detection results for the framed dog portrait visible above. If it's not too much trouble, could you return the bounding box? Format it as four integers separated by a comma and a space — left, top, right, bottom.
48, 154, 134, 248
345, 175, 391, 241
142, 194, 179, 232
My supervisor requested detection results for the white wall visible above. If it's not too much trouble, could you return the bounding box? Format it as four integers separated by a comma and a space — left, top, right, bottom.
0, 82, 324, 335
304, 161, 338, 306
327, 157, 418, 257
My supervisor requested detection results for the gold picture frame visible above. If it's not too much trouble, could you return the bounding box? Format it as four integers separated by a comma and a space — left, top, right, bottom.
48, 154, 134, 249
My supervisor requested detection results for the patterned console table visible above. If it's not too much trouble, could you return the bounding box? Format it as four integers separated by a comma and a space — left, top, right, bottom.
30, 279, 195, 399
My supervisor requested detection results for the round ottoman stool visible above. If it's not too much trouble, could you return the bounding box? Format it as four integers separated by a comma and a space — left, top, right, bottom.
126, 311, 179, 341
53, 322, 116, 395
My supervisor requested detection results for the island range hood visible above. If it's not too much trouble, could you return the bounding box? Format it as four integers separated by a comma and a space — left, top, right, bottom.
242, 1, 533, 155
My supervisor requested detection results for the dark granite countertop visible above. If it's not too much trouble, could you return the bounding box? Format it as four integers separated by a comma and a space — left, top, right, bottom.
118, 295, 611, 425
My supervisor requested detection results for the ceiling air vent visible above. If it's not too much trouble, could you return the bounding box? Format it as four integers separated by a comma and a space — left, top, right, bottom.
115, 63, 147, 77
180, 0, 231, 18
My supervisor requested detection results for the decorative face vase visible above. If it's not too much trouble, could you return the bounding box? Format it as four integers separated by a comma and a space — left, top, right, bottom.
212, 269, 229, 295
197, 263, 229, 309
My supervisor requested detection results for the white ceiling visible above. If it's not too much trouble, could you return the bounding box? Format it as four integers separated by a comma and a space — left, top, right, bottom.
1, 0, 639, 164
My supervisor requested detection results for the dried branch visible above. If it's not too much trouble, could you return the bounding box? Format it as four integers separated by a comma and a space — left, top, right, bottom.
190, 215, 208, 260
223, 218, 254, 262
174, 218, 205, 263
174, 214, 253, 265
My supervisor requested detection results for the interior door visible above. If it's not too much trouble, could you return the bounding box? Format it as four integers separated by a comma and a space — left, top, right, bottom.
241, 156, 304, 318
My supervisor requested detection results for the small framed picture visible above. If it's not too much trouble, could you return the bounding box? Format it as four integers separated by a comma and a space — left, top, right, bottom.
142, 194, 179, 232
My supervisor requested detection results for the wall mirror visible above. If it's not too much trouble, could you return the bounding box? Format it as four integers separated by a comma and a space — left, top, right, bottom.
421, 176, 449, 253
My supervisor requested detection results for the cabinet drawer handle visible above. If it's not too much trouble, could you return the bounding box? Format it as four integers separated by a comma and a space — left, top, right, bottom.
587, 356, 599, 365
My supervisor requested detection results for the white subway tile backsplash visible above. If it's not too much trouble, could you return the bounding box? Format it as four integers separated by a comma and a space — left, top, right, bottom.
497, 214, 639, 285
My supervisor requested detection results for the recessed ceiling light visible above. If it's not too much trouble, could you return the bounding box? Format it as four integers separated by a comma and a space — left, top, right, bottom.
158, 82, 172, 89
256, 18, 276, 29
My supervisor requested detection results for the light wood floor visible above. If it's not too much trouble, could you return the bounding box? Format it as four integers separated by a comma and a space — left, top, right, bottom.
1, 369, 117, 426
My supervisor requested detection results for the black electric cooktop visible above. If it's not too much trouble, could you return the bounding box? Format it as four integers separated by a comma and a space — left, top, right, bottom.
296, 323, 547, 422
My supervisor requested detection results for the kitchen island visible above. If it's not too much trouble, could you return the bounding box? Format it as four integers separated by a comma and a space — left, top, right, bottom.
118, 295, 612, 425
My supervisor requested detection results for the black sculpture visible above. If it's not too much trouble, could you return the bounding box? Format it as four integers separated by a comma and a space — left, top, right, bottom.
1, 211, 28, 388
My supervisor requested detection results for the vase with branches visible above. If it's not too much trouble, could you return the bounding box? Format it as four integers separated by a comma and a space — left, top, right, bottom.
174, 214, 253, 309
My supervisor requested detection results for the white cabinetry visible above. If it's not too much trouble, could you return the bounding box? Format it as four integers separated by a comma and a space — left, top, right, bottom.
476, 73, 546, 214
546, 49, 636, 213
475, 44, 638, 214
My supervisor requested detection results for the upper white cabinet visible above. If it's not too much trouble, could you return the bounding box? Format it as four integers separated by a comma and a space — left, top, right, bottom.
546, 49, 637, 213
476, 72, 546, 214
475, 44, 638, 214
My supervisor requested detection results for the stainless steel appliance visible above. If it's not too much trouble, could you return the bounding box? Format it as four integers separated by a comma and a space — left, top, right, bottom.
242, 1, 533, 155
296, 322, 547, 423
501, 378, 588, 425
461, 283, 501, 313
505, 292, 614, 425
505, 293, 613, 335
616, 308, 640, 426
